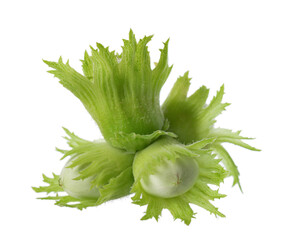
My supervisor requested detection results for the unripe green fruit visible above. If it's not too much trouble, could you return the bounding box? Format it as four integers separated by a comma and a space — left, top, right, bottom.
133, 137, 199, 198
140, 157, 199, 198
59, 160, 100, 200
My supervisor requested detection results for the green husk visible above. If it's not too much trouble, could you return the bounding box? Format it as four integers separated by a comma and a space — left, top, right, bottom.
44, 30, 173, 152
34, 30, 260, 224
132, 137, 227, 225
162, 72, 260, 189
32, 128, 135, 209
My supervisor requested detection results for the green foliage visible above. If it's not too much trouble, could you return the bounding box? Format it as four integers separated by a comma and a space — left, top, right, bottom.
162, 72, 260, 188
34, 30, 260, 224
61, 129, 134, 188
33, 129, 135, 209
44, 30, 173, 152
33, 173, 99, 210
109, 130, 177, 153
32, 173, 63, 194
131, 137, 227, 225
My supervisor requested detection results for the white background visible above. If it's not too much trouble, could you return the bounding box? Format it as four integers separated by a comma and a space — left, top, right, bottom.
1, 0, 289, 239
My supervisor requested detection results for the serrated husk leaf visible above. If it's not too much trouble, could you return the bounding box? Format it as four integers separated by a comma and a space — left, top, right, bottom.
162, 72, 260, 188
44, 30, 172, 152
33, 129, 135, 208
131, 136, 227, 224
